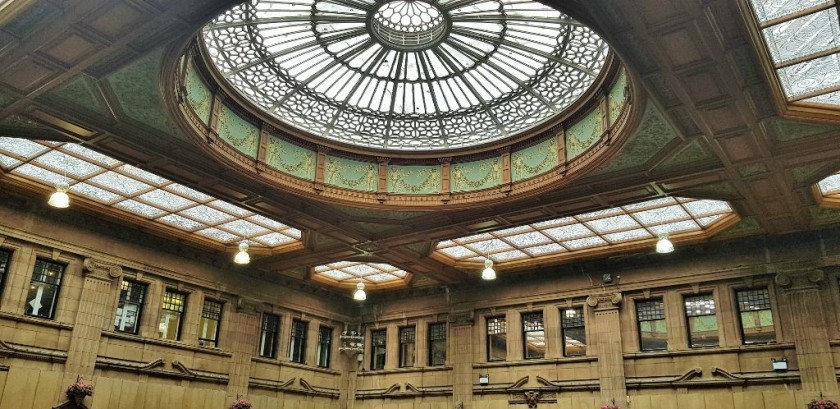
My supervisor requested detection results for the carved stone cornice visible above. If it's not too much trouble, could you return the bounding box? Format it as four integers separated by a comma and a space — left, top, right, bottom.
586, 293, 622, 311
82, 258, 123, 281
774, 269, 824, 293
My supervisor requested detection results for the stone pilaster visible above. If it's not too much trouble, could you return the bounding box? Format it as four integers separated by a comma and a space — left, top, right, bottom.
775, 270, 838, 392
226, 297, 262, 401
63, 258, 122, 381
587, 292, 625, 405
449, 310, 474, 408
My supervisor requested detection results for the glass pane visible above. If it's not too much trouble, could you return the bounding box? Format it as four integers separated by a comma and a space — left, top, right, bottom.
524, 329, 545, 359
159, 310, 182, 340
430, 339, 446, 366
563, 327, 587, 356
260, 314, 280, 358
639, 319, 668, 351
199, 317, 220, 346
688, 315, 719, 347
25, 282, 58, 319
488, 334, 507, 361
778, 53, 840, 99
750, 0, 832, 23
762, 8, 840, 64
400, 342, 416, 367
740, 310, 777, 344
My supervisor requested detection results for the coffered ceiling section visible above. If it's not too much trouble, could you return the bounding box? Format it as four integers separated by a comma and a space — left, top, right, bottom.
434, 197, 738, 269
0, 138, 302, 250
311, 261, 410, 287
747, 0, 840, 108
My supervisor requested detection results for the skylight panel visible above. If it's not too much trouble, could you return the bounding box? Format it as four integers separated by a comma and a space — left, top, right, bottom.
202, 0, 609, 150
749, 0, 840, 107
749, 0, 832, 23
819, 172, 840, 195
0, 138, 301, 249
434, 196, 737, 267
312, 261, 410, 285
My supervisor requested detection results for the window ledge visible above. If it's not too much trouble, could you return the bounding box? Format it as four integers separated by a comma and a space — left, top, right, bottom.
102, 331, 233, 357
0, 311, 73, 330
473, 356, 596, 369
624, 342, 796, 359
251, 357, 341, 375
359, 366, 453, 376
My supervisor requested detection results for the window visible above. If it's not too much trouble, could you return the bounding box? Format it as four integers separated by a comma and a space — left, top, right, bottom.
370, 329, 386, 370
684, 294, 718, 347
399, 326, 416, 367
522, 312, 545, 359
0, 249, 10, 296
486, 316, 507, 361
114, 280, 146, 334
636, 299, 667, 351
316, 326, 332, 368
561, 307, 586, 356
159, 290, 186, 340
259, 313, 280, 358
289, 319, 307, 363
737, 288, 776, 344
199, 299, 223, 347
428, 322, 446, 366
25, 259, 64, 319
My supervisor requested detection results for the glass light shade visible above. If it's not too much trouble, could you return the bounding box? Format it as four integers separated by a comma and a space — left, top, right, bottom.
656, 235, 674, 254
48, 181, 70, 208
353, 281, 366, 301
234, 241, 250, 264
481, 258, 496, 280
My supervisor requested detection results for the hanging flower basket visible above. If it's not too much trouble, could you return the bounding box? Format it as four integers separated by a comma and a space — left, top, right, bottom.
601, 404, 620, 409
65, 381, 93, 398
230, 398, 252, 409
808, 399, 839, 409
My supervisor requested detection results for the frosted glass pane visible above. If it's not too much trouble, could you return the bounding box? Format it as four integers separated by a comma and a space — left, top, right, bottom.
70, 182, 122, 203
137, 189, 195, 211
196, 227, 239, 243
35, 150, 103, 178
803, 89, 840, 106
778, 53, 840, 98
762, 8, 840, 63
88, 171, 151, 196
115, 199, 166, 218
13, 164, 65, 185
818, 173, 840, 194
180, 205, 235, 225
0, 138, 47, 158
750, 0, 832, 22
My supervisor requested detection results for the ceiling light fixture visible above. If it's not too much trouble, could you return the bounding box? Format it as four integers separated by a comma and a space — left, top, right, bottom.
656, 234, 674, 254
353, 281, 366, 301
48, 154, 70, 208
234, 241, 250, 264
482, 258, 496, 280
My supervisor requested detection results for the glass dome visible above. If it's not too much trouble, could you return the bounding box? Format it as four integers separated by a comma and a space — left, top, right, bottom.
202, 0, 610, 151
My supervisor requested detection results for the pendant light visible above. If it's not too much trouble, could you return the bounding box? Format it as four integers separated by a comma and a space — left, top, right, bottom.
353, 281, 366, 301
234, 241, 250, 264
48, 153, 70, 208
656, 234, 674, 254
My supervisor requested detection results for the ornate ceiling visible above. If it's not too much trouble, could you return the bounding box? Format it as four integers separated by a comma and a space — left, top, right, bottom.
0, 0, 838, 295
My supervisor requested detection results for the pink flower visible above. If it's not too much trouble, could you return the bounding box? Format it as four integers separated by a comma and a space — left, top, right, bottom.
230, 398, 252, 409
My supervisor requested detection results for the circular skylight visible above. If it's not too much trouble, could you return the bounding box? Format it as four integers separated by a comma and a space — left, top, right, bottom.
202, 0, 610, 150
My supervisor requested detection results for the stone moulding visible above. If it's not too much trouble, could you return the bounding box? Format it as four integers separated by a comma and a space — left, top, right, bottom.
250, 377, 339, 399
355, 382, 453, 399
0, 340, 68, 363
93, 356, 229, 384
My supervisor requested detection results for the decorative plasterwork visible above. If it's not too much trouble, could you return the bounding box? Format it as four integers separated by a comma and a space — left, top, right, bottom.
0, 138, 302, 251
433, 197, 739, 270
174, 41, 638, 209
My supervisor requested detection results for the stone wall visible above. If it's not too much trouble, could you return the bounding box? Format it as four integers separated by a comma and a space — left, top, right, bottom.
1, 192, 840, 409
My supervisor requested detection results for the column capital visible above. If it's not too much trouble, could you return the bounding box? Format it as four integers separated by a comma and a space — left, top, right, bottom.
775, 269, 824, 292
82, 258, 122, 281
586, 293, 622, 311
